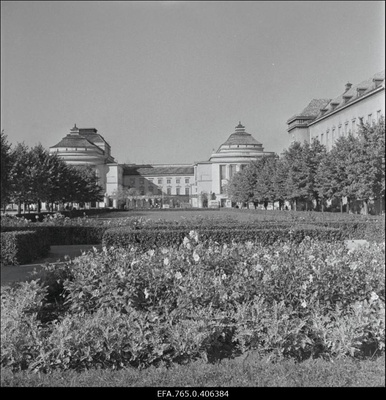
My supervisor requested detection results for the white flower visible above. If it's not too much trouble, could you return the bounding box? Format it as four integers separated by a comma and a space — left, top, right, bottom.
301, 300, 307, 308
183, 237, 190, 246
308, 255, 315, 261
144, 288, 150, 299
175, 271, 182, 280
370, 291, 379, 302
163, 257, 170, 266
243, 269, 249, 277
254, 264, 263, 272
349, 263, 358, 271
161, 248, 169, 254
189, 230, 199, 242
309, 274, 313, 283
221, 273, 227, 280
193, 252, 200, 262
245, 241, 254, 249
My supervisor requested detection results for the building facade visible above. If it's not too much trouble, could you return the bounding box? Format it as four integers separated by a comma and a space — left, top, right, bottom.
287, 70, 385, 148
49, 122, 274, 208
192, 122, 275, 207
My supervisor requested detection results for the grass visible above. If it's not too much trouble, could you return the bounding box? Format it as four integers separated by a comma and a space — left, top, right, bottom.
1, 354, 384, 387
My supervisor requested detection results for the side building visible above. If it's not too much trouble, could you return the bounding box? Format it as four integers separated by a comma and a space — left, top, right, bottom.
287, 70, 385, 148
286, 70, 385, 214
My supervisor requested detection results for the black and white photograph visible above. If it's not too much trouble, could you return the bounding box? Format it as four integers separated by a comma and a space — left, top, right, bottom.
1, 0, 385, 389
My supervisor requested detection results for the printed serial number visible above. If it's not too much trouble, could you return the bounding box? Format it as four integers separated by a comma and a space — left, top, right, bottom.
157, 390, 229, 398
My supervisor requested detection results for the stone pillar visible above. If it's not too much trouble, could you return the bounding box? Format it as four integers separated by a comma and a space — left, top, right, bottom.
113, 199, 118, 209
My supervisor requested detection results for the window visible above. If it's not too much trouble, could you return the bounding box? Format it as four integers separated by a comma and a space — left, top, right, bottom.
185, 178, 190, 184
352, 119, 356, 134
176, 179, 180, 184
167, 187, 172, 195
229, 164, 236, 179
139, 178, 144, 184
158, 179, 163, 184
220, 165, 226, 180
368, 114, 372, 125
338, 125, 341, 137
176, 188, 180, 195
344, 122, 348, 136
321, 133, 324, 144
377, 110, 382, 122
185, 187, 190, 195
167, 179, 171, 184
139, 187, 144, 195
130, 178, 135, 185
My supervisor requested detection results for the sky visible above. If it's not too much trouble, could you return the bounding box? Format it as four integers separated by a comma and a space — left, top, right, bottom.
1, 1, 385, 165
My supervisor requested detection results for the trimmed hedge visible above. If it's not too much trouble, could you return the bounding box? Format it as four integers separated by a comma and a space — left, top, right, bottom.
313, 220, 385, 242
102, 226, 344, 250
1, 230, 50, 266
1, 226, 107, 246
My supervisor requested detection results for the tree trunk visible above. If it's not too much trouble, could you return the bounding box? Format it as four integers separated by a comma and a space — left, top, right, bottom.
17, 201, 22, 214
346, 198, 350, 214
340, 198, 343, 213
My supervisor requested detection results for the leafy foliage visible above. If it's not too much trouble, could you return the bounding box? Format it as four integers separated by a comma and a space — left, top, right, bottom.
1, 235, 384, 372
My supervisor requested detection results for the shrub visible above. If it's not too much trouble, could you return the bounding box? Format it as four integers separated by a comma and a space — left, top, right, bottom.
0, 225, 107, 246
2, 233, 384, 372
102, 226, 344, 250
0, 230, 50, 266
1, 281, 48, 371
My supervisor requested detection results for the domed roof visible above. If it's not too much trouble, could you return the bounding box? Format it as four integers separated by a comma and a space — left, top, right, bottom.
220, 122, 262, 147
208, 122, 273, 163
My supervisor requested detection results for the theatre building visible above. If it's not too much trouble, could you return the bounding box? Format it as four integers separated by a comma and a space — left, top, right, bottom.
49, 122, 275, 208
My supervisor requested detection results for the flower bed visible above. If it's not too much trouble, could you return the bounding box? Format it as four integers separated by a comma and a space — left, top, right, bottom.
1, 235, 384, 372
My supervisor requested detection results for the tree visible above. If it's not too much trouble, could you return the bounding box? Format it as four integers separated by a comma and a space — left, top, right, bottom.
65, 165, 104, 205
349, 118, 385, 214
253, 157, 277, 206
8, 143, 34, 213
227, 164, 259, 205
282, 142, 311, 210
272, 156, 289, 210
1, 130, 13, 209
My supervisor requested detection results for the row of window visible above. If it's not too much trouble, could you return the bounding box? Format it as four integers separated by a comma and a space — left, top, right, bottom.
136, 186, 190, 196
128, 177, 191, 185
318, 110, 382, 148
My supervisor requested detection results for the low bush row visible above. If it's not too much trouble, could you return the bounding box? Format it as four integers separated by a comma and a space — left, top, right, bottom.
0, 225, 107, 246
102, 226, 344, 250
2, 237, 384, 372
313, 221, 385, 242
0, 230, 50, 266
